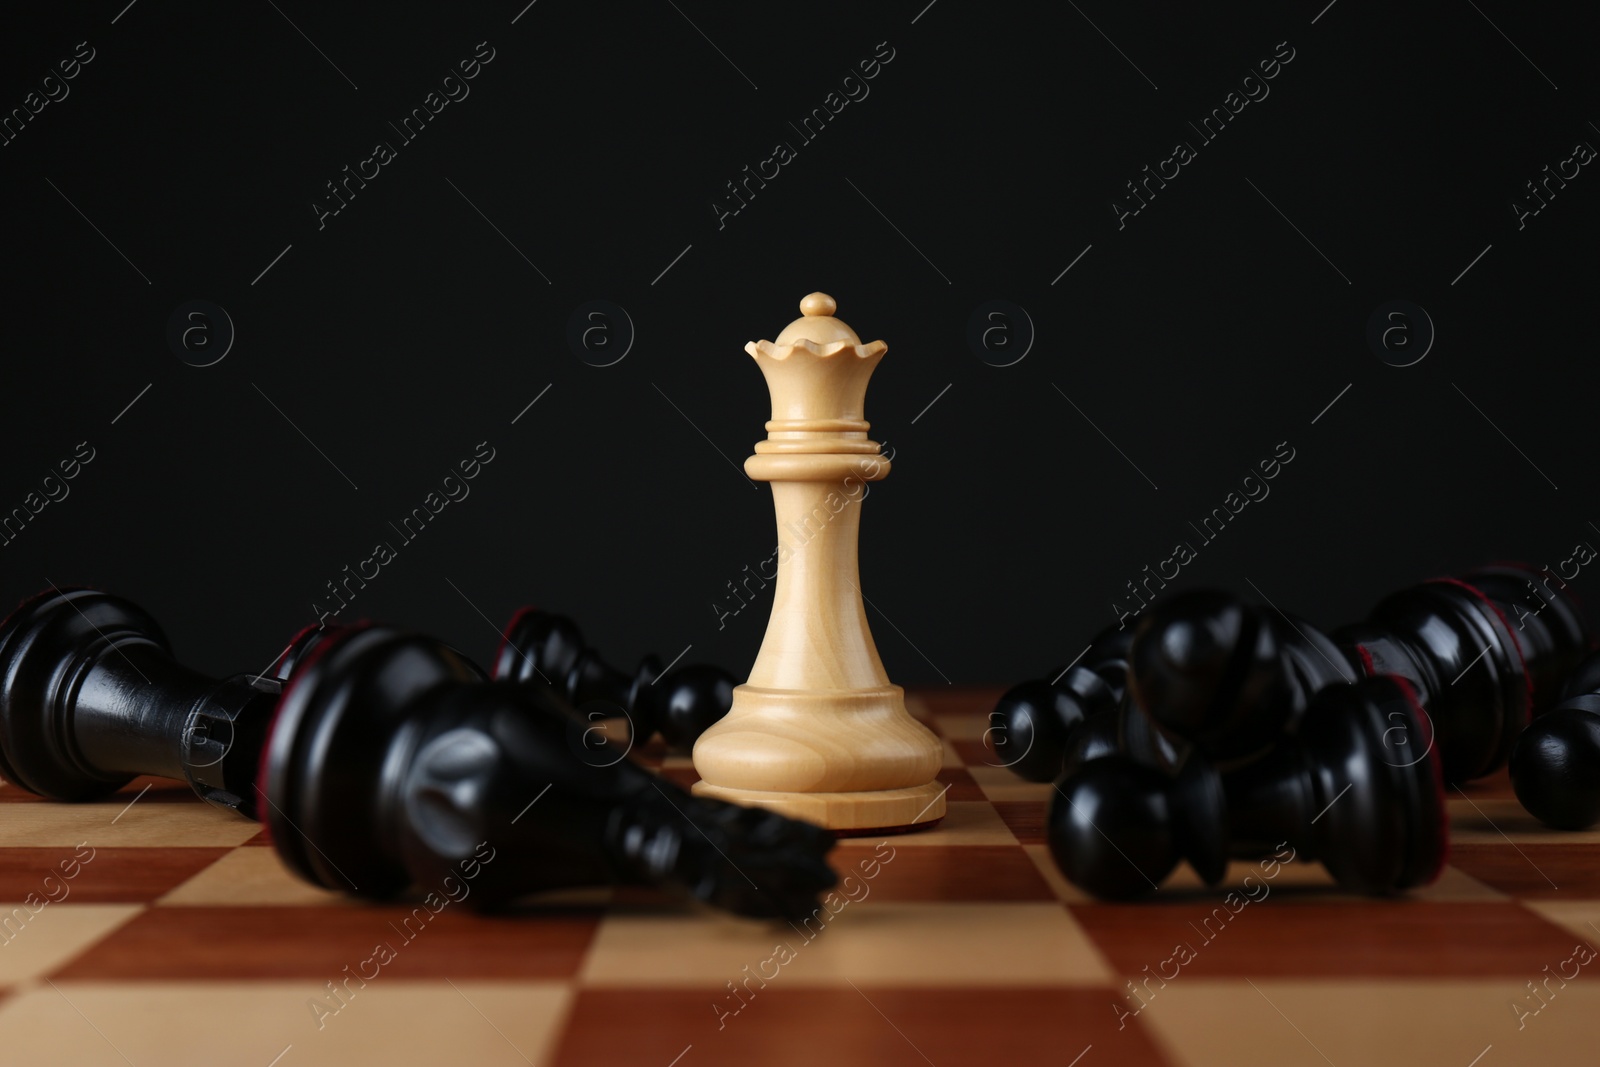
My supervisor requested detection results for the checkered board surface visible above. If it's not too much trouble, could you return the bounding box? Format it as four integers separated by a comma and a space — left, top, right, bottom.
0, 687, 1596, 1067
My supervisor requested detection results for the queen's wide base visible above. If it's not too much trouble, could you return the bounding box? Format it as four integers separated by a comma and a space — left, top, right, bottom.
690, 779, 947, 835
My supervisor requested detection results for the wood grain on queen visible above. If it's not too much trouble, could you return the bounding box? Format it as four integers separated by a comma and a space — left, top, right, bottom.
712, 440, 900, 632
691, 293, 946, 834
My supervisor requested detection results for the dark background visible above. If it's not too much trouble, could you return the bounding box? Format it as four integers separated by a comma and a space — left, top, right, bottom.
2, 0, 1596, 686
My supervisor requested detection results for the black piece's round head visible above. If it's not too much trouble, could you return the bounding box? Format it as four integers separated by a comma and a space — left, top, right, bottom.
259, 625, 488, 898
989, 678, 1090, 782
0, 587, 166, 801
1046, 754, 1225, 901
495, 608, 584, 687
1298, 676, 1447, 894
648, 664, 734, 752
1509, 698, 1600, 830
1130, 590, 1292, 758
1048, 757, 1176, 900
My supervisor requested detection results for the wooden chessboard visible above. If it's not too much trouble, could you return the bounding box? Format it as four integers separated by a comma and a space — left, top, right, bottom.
0, 687, 1595, 1066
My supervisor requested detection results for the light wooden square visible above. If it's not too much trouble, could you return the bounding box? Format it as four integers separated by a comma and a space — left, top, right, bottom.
0, 981, 573, 1067
1523, 900, 1600, 942
157, 848, 349, 907
1449, 796, 1600, 845
0, 903, 141, 984
580, 902, 1111, 987
1136, 979, 1600, 1067
0, 799, 260, 849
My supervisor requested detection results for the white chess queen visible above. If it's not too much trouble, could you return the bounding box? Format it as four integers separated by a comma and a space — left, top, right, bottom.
692, 293, 946, 834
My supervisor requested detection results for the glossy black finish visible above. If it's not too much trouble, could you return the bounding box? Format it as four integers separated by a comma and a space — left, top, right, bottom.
496, 608, 736, 751
1337, 565, 1591, 782
651, 663, 737, 751
1510, 649, 1600, 830
987, 626, 1133, 782
1466, 565, 1593, 704
266, 625, 836, 919
1048, 676, 1446, 900
1060, 700, 1183, 778
1079, 563, 1589, 784
1227, 677, 1446, 893
0, 590, 836, 918
273, 623, 334, 683
0, 588, 277, 815
1130, 590, 1352, 763
1047, 755, 1226, 900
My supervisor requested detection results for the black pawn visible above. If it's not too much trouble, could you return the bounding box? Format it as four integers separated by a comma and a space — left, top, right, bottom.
987, 627, 1133, 782
1129, 589, 1351, 762
1048, 754, 1227, 901
1510, 650, 1600, 830
1048, 675, 1447, 900
496, 609, 735, 751
649, 663, 737, 751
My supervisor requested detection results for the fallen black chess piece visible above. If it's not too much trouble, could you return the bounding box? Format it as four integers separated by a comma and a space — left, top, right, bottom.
987, 626, 1134, 782
495, 607, 734, 752
997, 563, 1592, 786
1510, 649, 1600, 830
1049, 675, 1447, 900
0, 588, 834, 920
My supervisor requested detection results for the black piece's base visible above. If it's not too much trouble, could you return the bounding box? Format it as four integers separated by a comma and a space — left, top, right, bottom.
1299, 677, 1448, 893
0, 588, 281, 817
0, 588, 154, 802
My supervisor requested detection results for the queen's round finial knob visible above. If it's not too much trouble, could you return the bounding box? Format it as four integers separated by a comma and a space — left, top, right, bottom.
800, 292, 836, 317
773, 292, 863, 348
